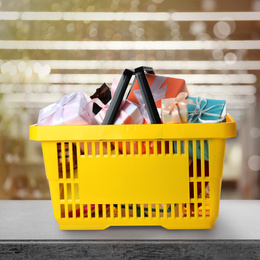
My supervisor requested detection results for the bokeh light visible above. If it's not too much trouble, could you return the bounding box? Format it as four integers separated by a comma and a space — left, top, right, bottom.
213, 21, 231, 39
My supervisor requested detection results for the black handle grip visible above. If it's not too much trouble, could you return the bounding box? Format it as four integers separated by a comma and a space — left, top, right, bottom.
134, 66, 161, 124
102, 69, 134, 125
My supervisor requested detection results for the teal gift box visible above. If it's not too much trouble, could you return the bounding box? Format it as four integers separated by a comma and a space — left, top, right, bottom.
175, 97, 226, 161
186, 97, 226, 124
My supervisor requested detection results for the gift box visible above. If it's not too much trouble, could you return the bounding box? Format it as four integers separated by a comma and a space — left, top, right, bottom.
175, 96, 226, 161
187, 96, 226, 124
37, 90, 101, 126
90, 83, 111, 115
95, 99, 143, 125
127, 74, 189, 124
161, 92, 194, 124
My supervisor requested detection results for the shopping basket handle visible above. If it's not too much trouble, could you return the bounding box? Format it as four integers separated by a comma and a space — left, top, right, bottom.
102, 69, 134, 125
134, 66, 161, 124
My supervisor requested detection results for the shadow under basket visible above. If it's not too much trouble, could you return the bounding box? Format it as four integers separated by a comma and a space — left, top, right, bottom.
30, 114, 236, 230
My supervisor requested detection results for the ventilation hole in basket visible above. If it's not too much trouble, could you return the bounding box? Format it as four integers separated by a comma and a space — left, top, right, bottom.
197, 182, 202, 198
68, 204, 73, 218
190, 203, 195, 217
181, 141, 185, 154
113, 204, 118, 218
91, 204, 95, 218
145, 141, 150, 155
119, 142, 126, 155
59, 183, 64, 200
198, 203, 203, 218
75, 204, 80, 218
206, 203, 210, 217
141, 141, 146, 155
182, 204, 186, 218
83, 204, 88, 218
159, 204, 164, 218
205, 160, 209, 177
205, 182, 210, 198
108, 142, 114, 156
204, 140, 209, 160
148, 141, 153, 155
157, 141, 162, 155
189, 182, 194, 199
87, 142, 92, 156
99, 204, 103, 218
174, 204, 180, 218
189, 163, 193, 178
136, 204, 141, 217
60, 204, 65, 218
95, 142, 100, 156
193, 161, 199, 179
124, 142, 130, 155
63, 142, 70, 178
173, 141, 177, 154
151, 204, 156, 218
79, 142, 84, 156
196, 141, 201, 175
128, 204, 133, 218
166, 204, 171, 218
121, 204, 125, 218
197, 159, 201, 178
72, 143, 78, 171
165, 141, 169, 154
105, 204, 110, 218
57, 143, 63, 178
144, 204, 149, 218
67, 183, 72, 200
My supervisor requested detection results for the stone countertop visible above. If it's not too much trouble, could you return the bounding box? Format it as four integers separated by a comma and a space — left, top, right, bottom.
0, 200, 260, 259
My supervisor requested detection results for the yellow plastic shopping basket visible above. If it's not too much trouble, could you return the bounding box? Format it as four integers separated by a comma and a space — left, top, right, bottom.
30, 67, 236, 230
30, 116, 236, 230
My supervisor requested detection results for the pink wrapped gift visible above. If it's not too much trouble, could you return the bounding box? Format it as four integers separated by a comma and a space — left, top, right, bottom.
37, 90, 103, 126
95, 99, 143, 125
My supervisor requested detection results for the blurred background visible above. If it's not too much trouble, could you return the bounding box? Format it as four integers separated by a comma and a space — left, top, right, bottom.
0, 0, 259, 200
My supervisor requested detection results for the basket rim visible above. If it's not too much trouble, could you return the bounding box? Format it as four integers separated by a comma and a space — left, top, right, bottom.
30, 114, 236, 142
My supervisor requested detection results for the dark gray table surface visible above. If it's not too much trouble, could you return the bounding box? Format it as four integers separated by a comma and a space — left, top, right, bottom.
0, 200, 260, 259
